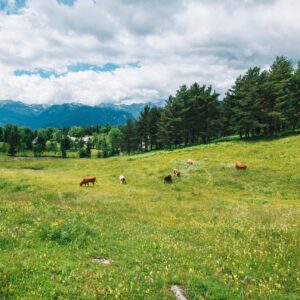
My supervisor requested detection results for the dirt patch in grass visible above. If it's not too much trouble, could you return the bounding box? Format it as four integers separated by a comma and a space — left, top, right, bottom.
20, 166, 45, 171
91, 258, 113, 265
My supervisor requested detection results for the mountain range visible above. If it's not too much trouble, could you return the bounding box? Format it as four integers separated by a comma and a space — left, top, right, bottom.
0, 100, 162, 129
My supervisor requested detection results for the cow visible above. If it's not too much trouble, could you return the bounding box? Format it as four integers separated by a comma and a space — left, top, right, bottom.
187, 159, 194, 165
119, 175, 126, 184
173, 169, 181, 177
80, 176, 96, 186
164, 174, 172, 184
235, 161, 247, 170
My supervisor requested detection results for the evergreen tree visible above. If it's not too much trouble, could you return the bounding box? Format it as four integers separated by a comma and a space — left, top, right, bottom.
148, 107, 161, 150
4, 124, 20, 156
60, 136, 68, 158
191, 84, 220, 143
224, 68, 268, 138
186, 83, 204, 144
267, 56, 293, 133
101, 138, 109, 158
174, 85, 190, 145
157, 96, 178, 148
136, 106, 151, 151
0, 127, 3, 142
284, 62, 300, 130
86, 139, 92, 158
223, 75, 243, 137
122, 120, 137, 154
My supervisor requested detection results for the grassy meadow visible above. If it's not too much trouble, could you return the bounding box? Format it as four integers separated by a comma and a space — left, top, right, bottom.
0, 135, 300, 299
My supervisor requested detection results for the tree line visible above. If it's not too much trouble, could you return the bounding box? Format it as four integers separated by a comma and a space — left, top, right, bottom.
0, 124, 116, 157
121, 56, 299, 152
0, 56, 299, 158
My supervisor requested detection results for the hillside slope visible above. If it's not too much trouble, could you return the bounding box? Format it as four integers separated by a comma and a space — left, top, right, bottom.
0, 136, 299, 299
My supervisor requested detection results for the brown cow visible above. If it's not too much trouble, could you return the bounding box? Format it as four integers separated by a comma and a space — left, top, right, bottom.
173, 169, 181, 177
186, 159, 194, 165
164, 174, 172, 184
80, 176, 97, 186
235, 161, 247, 170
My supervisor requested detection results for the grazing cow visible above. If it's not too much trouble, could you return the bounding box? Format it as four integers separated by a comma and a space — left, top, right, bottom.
80, 176, 96, 187
119, 175, 126, 184
173, 169, 181, 177
187, 159, 194, 165
164, 174, 172, 184
235, 161, 247, 170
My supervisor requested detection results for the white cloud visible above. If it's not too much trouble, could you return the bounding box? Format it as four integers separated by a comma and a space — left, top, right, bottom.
0, 0, 300, 104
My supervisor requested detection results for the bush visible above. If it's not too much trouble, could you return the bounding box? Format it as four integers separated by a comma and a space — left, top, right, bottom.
79, 148, 87, 158
0, 142, 7, 153
102, 149, 108, 158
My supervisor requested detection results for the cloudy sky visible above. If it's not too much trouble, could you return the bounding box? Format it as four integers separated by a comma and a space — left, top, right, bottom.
0, 0, 299, 105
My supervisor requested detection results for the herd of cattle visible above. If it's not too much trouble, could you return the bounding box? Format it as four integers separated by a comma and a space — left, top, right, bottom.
79, 159, 247, 187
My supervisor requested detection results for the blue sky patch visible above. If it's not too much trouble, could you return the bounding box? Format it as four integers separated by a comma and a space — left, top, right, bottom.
67, 63, 121, 73
14, 69, 61, 78
57, 0, 76, 7
0, 0, 26, 14
0, 0, 77, 14
14, 62, 140, 78
127, 62, 141, 68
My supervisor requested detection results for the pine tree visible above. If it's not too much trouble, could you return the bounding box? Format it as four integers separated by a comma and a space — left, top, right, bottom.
224, 68, 268, 138
223, 77, 243, 137
136, 106, 151, 151
157, 96, 180, 148
122, 120, 137, 154
174, 85, 190, 145
267, 56, 293, 133
284, 62, 300, 130
148, 107, 161, 150
101, 138, 109, 158
86, 139, 92, 158
60, 136, 68, 158
202, 86, 221, 142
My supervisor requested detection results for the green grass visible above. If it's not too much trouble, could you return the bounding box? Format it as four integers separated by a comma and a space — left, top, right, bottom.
0, 136, 299, 299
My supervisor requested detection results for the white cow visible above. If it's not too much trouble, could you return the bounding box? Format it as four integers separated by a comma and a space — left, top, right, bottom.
119, 175, 126, 184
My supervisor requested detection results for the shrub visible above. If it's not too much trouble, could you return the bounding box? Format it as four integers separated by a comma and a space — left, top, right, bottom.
79, 148, 87, 158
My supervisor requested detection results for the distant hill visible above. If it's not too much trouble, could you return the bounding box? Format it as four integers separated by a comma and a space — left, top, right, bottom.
98, 101, 164, 119
0, 100, 162, 129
